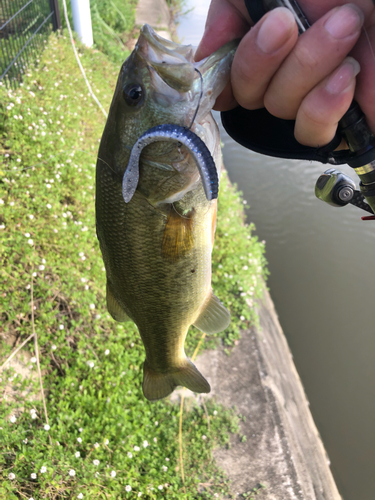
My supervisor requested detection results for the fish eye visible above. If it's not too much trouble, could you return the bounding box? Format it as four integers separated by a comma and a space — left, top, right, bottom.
123, 83, 143, 106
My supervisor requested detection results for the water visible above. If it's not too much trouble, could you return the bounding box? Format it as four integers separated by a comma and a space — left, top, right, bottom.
176, 3, 375, 500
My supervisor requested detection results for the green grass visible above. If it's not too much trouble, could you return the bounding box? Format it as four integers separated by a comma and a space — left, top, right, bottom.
59, 0, 138, 65
0, 31, 267, 499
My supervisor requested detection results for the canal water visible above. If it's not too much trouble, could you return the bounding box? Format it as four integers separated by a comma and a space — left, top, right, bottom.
177, 3, 375, 500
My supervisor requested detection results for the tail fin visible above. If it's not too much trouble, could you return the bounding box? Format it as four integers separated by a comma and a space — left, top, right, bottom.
143, 359, 210, 401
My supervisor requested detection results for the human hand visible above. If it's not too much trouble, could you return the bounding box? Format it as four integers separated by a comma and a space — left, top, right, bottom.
195, 1, 375, 148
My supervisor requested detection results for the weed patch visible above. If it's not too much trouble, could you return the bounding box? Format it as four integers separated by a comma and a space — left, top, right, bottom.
0, 32, 267, 499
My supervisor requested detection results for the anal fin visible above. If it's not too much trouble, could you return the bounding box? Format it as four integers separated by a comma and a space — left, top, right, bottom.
193, 292, 231, 334
143, 359, 210, 401
106, 282, 131, 323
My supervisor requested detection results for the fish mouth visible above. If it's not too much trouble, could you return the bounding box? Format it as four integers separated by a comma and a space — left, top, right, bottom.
136, 25, 196, 93
136, 24, 237, 123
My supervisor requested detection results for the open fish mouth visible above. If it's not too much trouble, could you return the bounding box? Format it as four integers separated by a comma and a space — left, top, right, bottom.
121, 25, 237, 204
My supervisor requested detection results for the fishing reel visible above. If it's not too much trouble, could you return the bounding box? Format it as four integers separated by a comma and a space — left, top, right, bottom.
315, 169, 375, 219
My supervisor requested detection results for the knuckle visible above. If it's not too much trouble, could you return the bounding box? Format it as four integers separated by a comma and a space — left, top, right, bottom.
292, 43, 321, 73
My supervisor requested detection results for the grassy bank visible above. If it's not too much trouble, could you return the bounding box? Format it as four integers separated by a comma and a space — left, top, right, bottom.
58, 0, 138, 65
0, 31, 267, 499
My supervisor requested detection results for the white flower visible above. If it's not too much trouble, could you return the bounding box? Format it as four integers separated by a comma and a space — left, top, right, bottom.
39, 265, 45, 271
87, 361, 94, 368
23, 438, 28, 444
69, 469, 76, 476
93, 459, 100, 466
127, 452, 132, 458
89, 303, 95, 310
240, 316, 245, 321
104, 439, 109, 445
77, 494, 83, 499
162, 465, 168, 472
158, 485, 163, 490
59, 324, 64, 330
153, 438, 157, 443
29, 214, 34, 219
30, 498, 35, 500
165, 458, 170, 461
10, 415, 16, 423
75, 451, 80, 457
77, 437, 82, 443
8, 473, 15, 480
133, 446, 140, 452
40, 466, 47, 473
125, 485, 131, 492
44, 424, 50, 431
31, 473, 37, 479
28, 239, 34, 245
202, 435, 207, 440
94, 442, 99, 449
104, 349, 110, 355
111, 470, 116, 477
143, 440, 148, 448
213, 410, 218, 416
52, 345, 57, 351
138, 493, 142, 498
79, 427, 83, 432
154, 421, 158, 426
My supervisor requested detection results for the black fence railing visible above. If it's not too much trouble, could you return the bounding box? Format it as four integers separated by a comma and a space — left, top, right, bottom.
0, 0, 61, 88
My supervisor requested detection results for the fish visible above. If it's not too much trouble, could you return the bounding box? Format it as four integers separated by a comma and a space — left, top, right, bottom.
95, 24, 236, 401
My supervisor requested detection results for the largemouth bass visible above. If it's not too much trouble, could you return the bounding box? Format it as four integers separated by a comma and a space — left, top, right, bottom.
96, 25, 236, 401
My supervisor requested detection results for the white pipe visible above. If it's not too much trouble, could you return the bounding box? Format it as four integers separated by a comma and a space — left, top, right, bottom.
71, 0, 93, 48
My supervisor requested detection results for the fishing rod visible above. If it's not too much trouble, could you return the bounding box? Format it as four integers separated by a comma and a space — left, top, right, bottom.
232, 0, 375, 219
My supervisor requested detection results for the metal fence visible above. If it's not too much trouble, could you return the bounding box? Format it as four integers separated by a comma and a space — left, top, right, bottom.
0, 0, 61, 88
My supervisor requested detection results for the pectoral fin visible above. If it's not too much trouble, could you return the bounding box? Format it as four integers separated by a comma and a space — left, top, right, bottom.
143, 359, 210, 401
106, 282, 131, 322
162, 207, 194, 262
193, 292, 231, 334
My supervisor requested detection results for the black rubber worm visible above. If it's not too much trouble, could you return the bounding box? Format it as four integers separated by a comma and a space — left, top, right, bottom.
122, 124, 219, 203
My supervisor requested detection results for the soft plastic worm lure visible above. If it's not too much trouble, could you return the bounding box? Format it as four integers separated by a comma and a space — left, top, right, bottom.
122, 124, 219, 203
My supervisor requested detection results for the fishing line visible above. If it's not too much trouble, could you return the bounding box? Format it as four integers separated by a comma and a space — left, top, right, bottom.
363, 26, 375, 65
61, 0, 108, 119
171, 203, 193, 220
2, 149, 118, 177
187, 68, 203, 130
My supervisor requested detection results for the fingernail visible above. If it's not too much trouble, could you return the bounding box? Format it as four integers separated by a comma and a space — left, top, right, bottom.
325, 4, 364, 39
326, 57, 360, 94
257, 7, 296, 54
